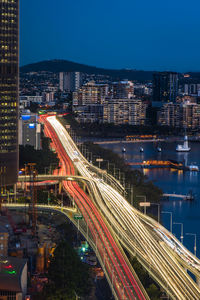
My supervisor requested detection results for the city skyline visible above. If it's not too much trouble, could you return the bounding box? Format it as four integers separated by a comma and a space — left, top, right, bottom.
20, 0, 200, 72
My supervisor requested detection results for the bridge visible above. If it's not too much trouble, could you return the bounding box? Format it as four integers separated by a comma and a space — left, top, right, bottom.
19, 114, 200, 299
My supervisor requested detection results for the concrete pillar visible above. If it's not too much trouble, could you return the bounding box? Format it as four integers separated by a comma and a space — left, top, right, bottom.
14, 184, 17, 202
21, 181, 24, 190
196, 277, 200, 287
59, 181, 62, 194
54, 183, 57, 197
83, 184, 87, 193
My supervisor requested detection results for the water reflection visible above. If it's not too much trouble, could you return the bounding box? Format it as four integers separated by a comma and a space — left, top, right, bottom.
101, 140, 200, 257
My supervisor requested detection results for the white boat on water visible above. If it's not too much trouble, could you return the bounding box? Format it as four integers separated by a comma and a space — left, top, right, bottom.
176, 135, 191, 152
188, 164, 199, 172
140, 147, 144, 152
122, 147, 126, 153
157, 147, 162, 152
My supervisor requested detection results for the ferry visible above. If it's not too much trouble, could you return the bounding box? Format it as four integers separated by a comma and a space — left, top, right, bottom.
176, 135, 191, 152
188, 164, 199, 172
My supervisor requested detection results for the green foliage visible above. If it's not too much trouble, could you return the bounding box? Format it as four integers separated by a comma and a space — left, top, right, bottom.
130, 256, 162, 299
42, 241, 91, 299
19, 138, 59, 174
59, 114, 187, 138
37, 190, 58, 205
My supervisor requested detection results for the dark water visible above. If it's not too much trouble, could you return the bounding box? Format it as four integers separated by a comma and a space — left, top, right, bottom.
101, 140, 200, 258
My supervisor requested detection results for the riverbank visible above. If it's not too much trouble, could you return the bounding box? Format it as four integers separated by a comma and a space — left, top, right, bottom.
95, 139, 164, 144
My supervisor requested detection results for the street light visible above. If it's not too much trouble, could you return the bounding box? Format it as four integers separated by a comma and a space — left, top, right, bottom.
151, 203, 160, 223
136, 195, 147, 215
173, 222, 184, 244
126, 185, 134, 206
186, 233, 197, 256
161, 211, 173, 232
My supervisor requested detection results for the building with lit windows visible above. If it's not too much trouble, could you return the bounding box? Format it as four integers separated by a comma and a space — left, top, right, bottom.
153, 72, 178, 104
19, 110, 41, 150
73, 81, 109, 106
109, 81, 134, 99
103, 98, 147, 125
0, 0, 19, 186
59, 72, 83, 92
158, 101, 200, 129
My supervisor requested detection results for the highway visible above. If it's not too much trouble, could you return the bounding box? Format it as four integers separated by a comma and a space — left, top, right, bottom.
43, 115, 200, 299
40, 115, 149, 300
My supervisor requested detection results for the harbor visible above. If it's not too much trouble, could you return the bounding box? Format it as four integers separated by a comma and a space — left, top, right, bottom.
100, 139, 200, 258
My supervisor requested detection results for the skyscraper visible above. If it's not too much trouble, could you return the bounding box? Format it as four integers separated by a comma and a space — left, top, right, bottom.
0, 0, 19, 186
153, 72, 178, 104
59, 72, 83, 92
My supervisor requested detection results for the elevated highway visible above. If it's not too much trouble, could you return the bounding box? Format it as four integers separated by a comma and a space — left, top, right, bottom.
42, 115, 200, 299
38, 115, 149, 300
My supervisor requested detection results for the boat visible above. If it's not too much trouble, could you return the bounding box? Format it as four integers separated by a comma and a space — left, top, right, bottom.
176, 135, 191, 152
140, 147, 144, 152
157, 147, 162, 152
185, 190, 195, 200
188, 164, 199, 171
122, 147, 126, 153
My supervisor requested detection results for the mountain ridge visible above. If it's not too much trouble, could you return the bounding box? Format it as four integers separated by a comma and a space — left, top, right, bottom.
20, 59, 200, 82
20, 59, 154, 81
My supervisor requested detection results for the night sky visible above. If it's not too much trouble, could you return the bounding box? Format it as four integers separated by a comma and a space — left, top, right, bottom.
20, 0, 200, 71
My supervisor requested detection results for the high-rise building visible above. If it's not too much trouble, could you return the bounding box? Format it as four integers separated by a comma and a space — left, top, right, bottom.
158, 101, 200, 129
109, 81, 134, 99
59, 72, 83, 92
103, 98, 147, 125
153, 72, 178, 104
73, 81, 109, 106
0, 0, 19, 186
19, 110, 41, 150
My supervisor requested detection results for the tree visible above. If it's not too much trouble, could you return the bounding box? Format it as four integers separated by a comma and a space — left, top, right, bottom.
43, 241, 91, 299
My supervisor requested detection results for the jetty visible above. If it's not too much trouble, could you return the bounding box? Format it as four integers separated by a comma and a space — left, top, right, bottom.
163, 193, 194, 200
128, 160, 189, 171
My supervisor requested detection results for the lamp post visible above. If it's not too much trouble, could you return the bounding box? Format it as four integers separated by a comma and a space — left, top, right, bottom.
151, 203, 160, 223
161, 211, 173, 232
109, 163, 116, 177
173, 222, 184, 244
136, 195, 147, 214
186, 233, 197, 256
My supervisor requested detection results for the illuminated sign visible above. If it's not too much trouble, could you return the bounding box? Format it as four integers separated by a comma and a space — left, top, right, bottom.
29, 123, 35, 129
22, 115, 30, 120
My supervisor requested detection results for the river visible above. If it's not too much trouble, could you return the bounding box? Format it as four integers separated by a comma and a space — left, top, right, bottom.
100, 139, 200, 258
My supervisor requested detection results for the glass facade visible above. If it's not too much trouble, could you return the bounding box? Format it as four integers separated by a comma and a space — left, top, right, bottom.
153, 72, 178, 103
0, 0, 19, 186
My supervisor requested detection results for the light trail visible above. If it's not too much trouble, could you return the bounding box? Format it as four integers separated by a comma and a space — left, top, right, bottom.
40, 115, 149, 300
43, 115, 200, 299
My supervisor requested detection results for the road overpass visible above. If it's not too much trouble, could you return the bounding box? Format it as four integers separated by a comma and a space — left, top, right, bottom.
32, 114, 200, 299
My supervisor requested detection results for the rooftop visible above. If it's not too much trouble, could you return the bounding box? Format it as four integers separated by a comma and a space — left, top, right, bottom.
0, 257, 27, 292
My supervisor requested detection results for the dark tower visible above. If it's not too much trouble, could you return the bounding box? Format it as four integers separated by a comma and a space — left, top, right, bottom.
0, 0, 19, 186
153, 72, 178, 104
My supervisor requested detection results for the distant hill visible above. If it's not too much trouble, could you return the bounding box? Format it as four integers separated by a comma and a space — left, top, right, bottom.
20, 59, 154, 81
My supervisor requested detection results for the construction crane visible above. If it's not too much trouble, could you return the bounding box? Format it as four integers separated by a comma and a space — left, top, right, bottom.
27, 163, 38, 237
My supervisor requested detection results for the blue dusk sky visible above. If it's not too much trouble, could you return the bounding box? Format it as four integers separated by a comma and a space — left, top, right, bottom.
20, 0, 200, 71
